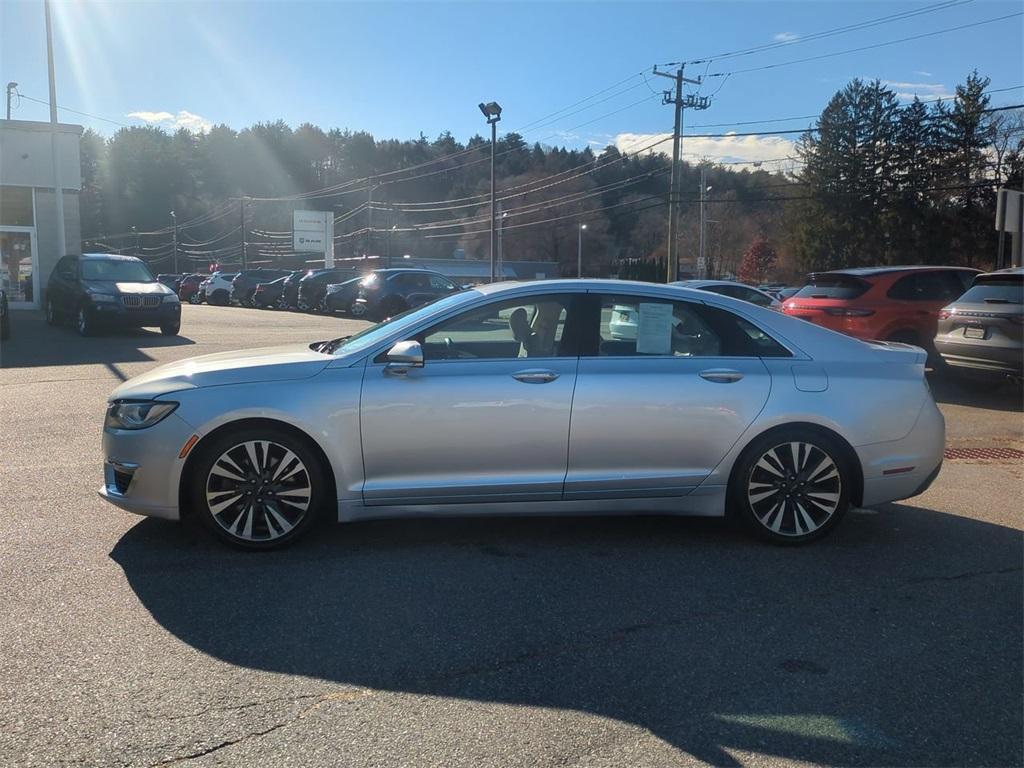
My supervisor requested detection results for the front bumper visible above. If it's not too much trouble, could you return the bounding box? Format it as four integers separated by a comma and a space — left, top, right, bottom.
88, 300, 180, 328
97, 412, 197, 521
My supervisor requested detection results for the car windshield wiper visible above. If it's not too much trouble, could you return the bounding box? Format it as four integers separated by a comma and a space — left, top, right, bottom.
314, 335, 352, 354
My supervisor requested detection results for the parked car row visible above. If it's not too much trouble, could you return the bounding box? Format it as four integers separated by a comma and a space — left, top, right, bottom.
180, 266, 463, 321
781, 265, 1022, 380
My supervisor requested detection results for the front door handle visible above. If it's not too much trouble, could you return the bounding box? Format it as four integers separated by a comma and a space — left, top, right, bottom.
699, 368, 744, 383
512, 369, 559, 384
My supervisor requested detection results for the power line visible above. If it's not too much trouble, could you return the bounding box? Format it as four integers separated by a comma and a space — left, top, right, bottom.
682, 0, 972, 65
707, 12, 1024, 78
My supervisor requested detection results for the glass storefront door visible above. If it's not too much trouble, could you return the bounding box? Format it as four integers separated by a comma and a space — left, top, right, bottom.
0, 230, 38, 308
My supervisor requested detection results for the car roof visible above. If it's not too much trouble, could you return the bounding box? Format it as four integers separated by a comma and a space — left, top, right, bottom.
79, 252, 144, 262
817, 265, 979, 277
980, 267, 1023, 277
673, 279, 762, 290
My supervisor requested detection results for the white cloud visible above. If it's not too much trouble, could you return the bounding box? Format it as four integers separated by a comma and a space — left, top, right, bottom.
880, 81, 954, 101
127, 109, 214, 133
914, 70, 933, 77
614, 131, 798, 170
774, 31, 800, 42
127, 110, 173, 123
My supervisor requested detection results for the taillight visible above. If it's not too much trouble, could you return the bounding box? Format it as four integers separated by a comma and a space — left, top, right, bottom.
938, 310, 952, 320
823, 307, 875, 317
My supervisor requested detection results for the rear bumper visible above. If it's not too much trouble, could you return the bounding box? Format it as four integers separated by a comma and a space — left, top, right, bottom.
88, 302, 180, 327
856, 395, 945, 507
935, 339, 1023, 375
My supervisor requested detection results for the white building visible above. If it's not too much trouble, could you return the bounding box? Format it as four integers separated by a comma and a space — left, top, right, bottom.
0, 118, 82, 309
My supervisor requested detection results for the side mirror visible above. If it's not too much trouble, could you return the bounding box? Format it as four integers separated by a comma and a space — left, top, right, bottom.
384, 340, 423, 374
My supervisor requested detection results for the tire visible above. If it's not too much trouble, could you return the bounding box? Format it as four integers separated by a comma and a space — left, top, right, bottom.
728, 428, 851, 545
188, 292, 202, 305
160, 320, 181, 336
46, 299, 58, 326
76, 306, 96, 337
209, 289, 228, 306
189, 425, 328, 550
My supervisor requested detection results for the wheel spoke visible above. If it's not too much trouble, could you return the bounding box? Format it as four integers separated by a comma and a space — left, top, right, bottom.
756, 455, 784, 477
244, 442, 261, 476
748, 487, 780, 504
264, 501, 295, 535
208, 492, 242, 515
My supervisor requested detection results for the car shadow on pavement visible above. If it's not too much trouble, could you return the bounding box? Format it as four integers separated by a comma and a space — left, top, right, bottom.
928, 371, 1023, 412
110, 508, 1023, 766
0, 310, 194, 369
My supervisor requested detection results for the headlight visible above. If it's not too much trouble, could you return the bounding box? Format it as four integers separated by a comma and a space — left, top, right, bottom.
163, 293, 180, 303
105, 400, 178, 430
89, 292, 116, 303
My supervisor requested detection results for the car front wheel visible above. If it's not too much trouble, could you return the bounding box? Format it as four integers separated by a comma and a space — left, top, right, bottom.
46, 299, 58, 325
160, 320, 181, 336
77, 306, 96, 337
729, 429, 850, 544
190, 427, 327, 550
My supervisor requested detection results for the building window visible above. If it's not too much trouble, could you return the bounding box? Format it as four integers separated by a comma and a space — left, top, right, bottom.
0, 186, 34, 227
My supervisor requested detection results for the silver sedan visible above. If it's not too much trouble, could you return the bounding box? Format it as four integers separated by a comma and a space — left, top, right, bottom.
99, 279, 944, 549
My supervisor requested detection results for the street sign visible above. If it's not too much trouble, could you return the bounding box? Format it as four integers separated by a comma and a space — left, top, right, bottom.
293, 210, 335, 267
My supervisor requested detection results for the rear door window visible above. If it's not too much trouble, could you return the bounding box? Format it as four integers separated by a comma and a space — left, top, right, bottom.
793, 275, 870, 300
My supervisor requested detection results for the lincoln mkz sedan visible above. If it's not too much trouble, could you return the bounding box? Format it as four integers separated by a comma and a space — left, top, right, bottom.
99, 280, 944, 549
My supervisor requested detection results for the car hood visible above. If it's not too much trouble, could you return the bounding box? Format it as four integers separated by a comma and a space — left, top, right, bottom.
110, 343, 334, 400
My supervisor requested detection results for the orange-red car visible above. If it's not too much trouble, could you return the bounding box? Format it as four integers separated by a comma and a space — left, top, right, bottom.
782, 266, 980, 348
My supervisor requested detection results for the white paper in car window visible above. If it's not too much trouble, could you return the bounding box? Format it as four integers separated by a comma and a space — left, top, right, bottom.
635, 302, 673, 354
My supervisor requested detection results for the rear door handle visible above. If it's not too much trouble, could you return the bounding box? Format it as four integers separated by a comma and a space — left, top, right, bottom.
512, 369, 559, 383
699, 368, 744, 383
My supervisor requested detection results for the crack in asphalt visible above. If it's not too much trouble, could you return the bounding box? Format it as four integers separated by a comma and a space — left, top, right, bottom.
905, 565, 1022, 584
143, 693, 323, 723
149, 690, 371, 766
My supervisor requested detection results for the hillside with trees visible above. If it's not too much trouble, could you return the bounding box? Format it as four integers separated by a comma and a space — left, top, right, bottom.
78, 72, 1021, 281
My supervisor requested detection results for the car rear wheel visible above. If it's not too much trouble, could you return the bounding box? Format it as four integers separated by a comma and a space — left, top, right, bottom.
190, 427, 327, 550
729, 428, 850, 545
188, 292, 202, 305
210, 289, 229, 306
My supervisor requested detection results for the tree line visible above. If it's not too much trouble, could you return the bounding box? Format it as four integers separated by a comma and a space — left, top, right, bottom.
78, 71, 1021, 281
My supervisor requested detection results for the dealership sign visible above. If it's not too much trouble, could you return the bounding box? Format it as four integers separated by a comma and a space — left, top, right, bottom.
293, 210, 335, 266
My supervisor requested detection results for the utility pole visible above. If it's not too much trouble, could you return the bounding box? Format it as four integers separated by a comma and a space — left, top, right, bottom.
43, 1, 66, 262
497, 203, 505, 279
239, 197, 247, 270
652, 64, 709, 282
5, 81, 16, 120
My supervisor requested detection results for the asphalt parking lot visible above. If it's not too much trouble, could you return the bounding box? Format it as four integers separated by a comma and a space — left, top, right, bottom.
1, 304, 1021, 768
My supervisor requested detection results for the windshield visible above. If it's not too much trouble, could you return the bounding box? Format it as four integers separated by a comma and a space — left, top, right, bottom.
326, 290, 478, 355
81, 259, 154, 282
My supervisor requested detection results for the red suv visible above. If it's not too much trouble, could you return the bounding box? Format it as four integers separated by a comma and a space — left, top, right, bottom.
782, 266, 980, 348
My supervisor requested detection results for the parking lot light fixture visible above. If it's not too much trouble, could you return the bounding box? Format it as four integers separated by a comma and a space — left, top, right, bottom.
479, 101, 502, 283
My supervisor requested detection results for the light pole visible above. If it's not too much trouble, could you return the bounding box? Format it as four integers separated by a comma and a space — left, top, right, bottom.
699, 175, 712, 279
170, 210, 178, 274
577, 223, 587, 278
131, 225, 139, 258
479, 101, 502, 282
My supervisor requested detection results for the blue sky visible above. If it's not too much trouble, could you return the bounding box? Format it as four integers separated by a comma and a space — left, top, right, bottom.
1, 0, 1021, 166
